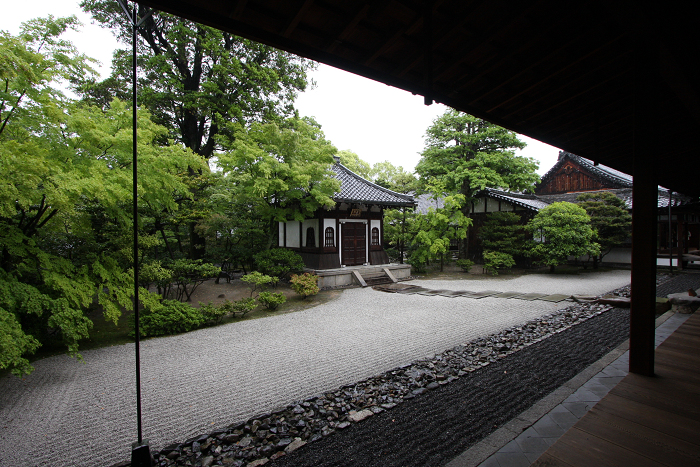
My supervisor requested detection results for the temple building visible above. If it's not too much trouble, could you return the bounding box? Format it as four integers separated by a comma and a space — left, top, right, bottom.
278, 157, 415, 285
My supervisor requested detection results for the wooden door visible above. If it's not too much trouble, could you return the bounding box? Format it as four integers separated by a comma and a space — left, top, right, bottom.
342, 222, 366, 265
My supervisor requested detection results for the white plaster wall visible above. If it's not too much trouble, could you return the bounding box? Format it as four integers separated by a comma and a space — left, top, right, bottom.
323, 218, 336, 247
473, 198, 485, 213
278, 223, 285, 247
500, 201, 513, 211
486, 198, 500, 212
287, 221, 300, 248
302, 219, 319, 247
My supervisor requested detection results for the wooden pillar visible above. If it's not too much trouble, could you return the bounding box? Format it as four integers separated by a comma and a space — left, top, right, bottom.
629, 21, 658, 376
629, 164, 657, 376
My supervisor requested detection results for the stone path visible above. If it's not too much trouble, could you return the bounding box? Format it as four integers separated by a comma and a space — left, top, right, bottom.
467, 311, 690, 467
0, 270, 630, 467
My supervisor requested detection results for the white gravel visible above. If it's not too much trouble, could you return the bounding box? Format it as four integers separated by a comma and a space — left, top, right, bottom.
0, 269, 630, 467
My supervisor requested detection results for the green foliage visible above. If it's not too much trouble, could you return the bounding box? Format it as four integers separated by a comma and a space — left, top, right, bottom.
479, 212, 531, 259
80, 1, 314, 160
216, 117, 341, 247
254, 248, 305, 280
241, 271, 278, 297
576, 192, 631, 264
198, 302, 229, 326
165, 259, 220, 302
416, 110, 538, 200
132, 299, 204, 337
257, 291, 287, 311
337, 150, 372, 179
290, 273, 320, 299
527, 202, 601, 272
409, 193, 471, 271
456, 258, 474, 272
0, 305, 41, 376
370, 161, 419, 193
221, 297, 258, 318
482, 251, 516, 275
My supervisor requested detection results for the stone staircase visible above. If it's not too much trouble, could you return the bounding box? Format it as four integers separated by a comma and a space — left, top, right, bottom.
352, 267, 398, 287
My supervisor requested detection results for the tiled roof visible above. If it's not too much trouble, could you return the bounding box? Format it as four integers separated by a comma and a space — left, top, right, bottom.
479, 188, 550, 211
331, 162, 415, 207
413, 193, 445, 214
484, 187, 694, 212
538, 152, 634, 190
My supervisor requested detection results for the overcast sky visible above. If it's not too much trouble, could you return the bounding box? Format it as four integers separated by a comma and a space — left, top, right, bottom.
2, 0, 562, 175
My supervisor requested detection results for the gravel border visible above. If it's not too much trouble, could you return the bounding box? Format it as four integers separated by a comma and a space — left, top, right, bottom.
139, 272, 700, 467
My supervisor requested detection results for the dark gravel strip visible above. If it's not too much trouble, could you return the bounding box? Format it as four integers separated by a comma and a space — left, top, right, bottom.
655, 272, 700, 297
270, 307, 631, 467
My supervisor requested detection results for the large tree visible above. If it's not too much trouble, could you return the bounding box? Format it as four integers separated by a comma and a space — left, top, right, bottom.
215, 117, 340, 248
416, 110, 539, 198
1, 17, 205, 375
80, 0, 315, 160
415, 110, 539, 257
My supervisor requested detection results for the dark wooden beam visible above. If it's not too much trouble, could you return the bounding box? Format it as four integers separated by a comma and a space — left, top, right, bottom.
629, 22, 659, 376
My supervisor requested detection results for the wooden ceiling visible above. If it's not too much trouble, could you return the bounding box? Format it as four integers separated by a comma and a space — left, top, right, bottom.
136, 0, 700, 196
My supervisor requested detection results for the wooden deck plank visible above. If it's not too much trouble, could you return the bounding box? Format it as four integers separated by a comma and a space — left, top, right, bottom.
540, 426, 664, 467
532, 311, 700, 466
574, 409, 700, 466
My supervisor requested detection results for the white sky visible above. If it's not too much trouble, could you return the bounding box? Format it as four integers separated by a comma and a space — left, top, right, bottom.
2, 0, 561, 175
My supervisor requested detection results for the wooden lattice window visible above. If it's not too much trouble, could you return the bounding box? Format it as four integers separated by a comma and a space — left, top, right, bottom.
306, 227, 315, 248
324, 227, 334, 247
371, 227, 380, 245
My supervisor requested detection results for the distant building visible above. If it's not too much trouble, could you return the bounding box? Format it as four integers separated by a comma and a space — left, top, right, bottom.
467, 152, 699, 266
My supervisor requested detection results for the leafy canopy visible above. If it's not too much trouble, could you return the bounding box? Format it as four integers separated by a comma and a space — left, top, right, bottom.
416, 110, 539, 198
80, 0, 315, 158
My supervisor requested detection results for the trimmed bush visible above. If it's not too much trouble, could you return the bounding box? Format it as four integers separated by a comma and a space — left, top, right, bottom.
254, 249, 305, 280
199, 302, 228, 325
456, 258, 474, 272
220, 297, 258, 318
483, 250, 515, 275
241, 271, 278, 297
258, 291, 286, 310
131, 299, 204, 337
290, 273, 320, 299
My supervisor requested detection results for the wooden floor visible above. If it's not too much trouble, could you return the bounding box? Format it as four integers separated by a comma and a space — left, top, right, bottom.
533, 312, 700, 467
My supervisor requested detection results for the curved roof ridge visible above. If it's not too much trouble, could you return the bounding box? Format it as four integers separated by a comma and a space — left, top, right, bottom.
332, 161, 415, 207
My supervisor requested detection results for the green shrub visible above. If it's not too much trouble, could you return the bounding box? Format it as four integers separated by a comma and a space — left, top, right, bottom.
290, 273, 320, 299
258, 291, 286, 310
220, 297, 258, 318
199, 302, 229, 325
456, 259, 474, 272
131, 299, 204, 337
482, 250, 516, 275
254, 249, 305, 280
240, 271, 278, 297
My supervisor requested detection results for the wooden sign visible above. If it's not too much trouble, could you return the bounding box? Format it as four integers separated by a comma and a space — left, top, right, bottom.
350, 208, 361, 217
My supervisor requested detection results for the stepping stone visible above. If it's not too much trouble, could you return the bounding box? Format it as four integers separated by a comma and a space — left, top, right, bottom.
492, 291, 526, 299
434, 290, 460, 297
463, 290, 501, 299
514, 292, 548, 301
539, 294, 571, 303
452, 290, 476, 296
417, 289, 449, 296
396, 287, 428, 294
445, 290, 472, 297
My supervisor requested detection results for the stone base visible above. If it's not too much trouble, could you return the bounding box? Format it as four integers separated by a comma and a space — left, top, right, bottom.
667, 292, 700, 314
313, 264, 412, 289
